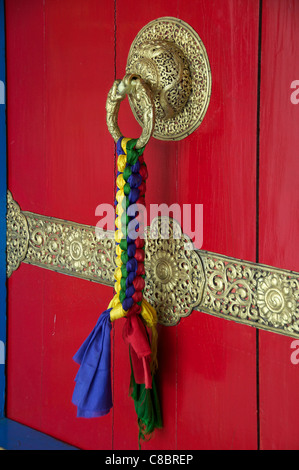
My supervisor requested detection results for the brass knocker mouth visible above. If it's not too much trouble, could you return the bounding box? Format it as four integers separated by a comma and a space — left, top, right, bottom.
106, 73, 155, 149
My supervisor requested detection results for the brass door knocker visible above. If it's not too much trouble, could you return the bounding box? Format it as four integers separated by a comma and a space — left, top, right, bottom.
106, 17, 211, 145
106, 73, 155, 149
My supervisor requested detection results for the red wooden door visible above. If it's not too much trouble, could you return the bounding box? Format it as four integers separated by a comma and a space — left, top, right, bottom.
4, 0, 299, 450
259, 0, 299, 450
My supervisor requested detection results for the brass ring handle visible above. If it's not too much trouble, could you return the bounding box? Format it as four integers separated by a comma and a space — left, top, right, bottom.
106, 74, 155, 149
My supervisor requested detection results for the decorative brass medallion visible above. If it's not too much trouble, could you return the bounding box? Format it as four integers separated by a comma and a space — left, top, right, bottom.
257, 274, 298, 329
126, 17, 212, 141
144, 216, 205, 326
6, 191, 299, 338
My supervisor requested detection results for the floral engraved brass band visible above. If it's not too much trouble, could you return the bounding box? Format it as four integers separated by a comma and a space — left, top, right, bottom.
200, 253, 299, 338
6, 191, 116, 286
6, 191, 299, 338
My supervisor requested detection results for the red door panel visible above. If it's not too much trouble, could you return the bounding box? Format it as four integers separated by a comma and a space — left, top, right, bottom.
259, 0, 299, 450
176, 1, 259, 449
5, 0, 116, 449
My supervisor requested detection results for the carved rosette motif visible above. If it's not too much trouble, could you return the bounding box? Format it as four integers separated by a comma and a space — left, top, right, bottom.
6, 190, 29, 277
257, 273, 299, 332
144, 217, 205, 326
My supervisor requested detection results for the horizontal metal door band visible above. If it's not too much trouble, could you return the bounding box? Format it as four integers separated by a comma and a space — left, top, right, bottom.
6, 190, 299, 338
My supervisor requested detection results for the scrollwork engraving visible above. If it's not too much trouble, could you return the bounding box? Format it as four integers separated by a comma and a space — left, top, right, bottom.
200, 253, 299, 337
24, 214, 116, 286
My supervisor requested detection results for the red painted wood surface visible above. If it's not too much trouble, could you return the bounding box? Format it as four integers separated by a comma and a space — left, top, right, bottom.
115, 0, 259, 450
5, 0, 299, 450
259, 0, 299, 450
5, 0, 116, 450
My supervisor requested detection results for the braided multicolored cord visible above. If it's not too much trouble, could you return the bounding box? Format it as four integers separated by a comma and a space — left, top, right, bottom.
110, 137, 148, 322
72, 137, 162, 446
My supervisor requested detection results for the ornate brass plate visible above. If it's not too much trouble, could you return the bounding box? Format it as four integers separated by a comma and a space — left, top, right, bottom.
126, 17, 212, 141
7, 191, 299, 339
6, 191, 116, 286
6, 191, 29, 278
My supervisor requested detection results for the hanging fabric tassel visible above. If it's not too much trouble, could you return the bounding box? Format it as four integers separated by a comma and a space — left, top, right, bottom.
72, 309, 113, 418
129, 350, 163, 449
72, 136, 162, 446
